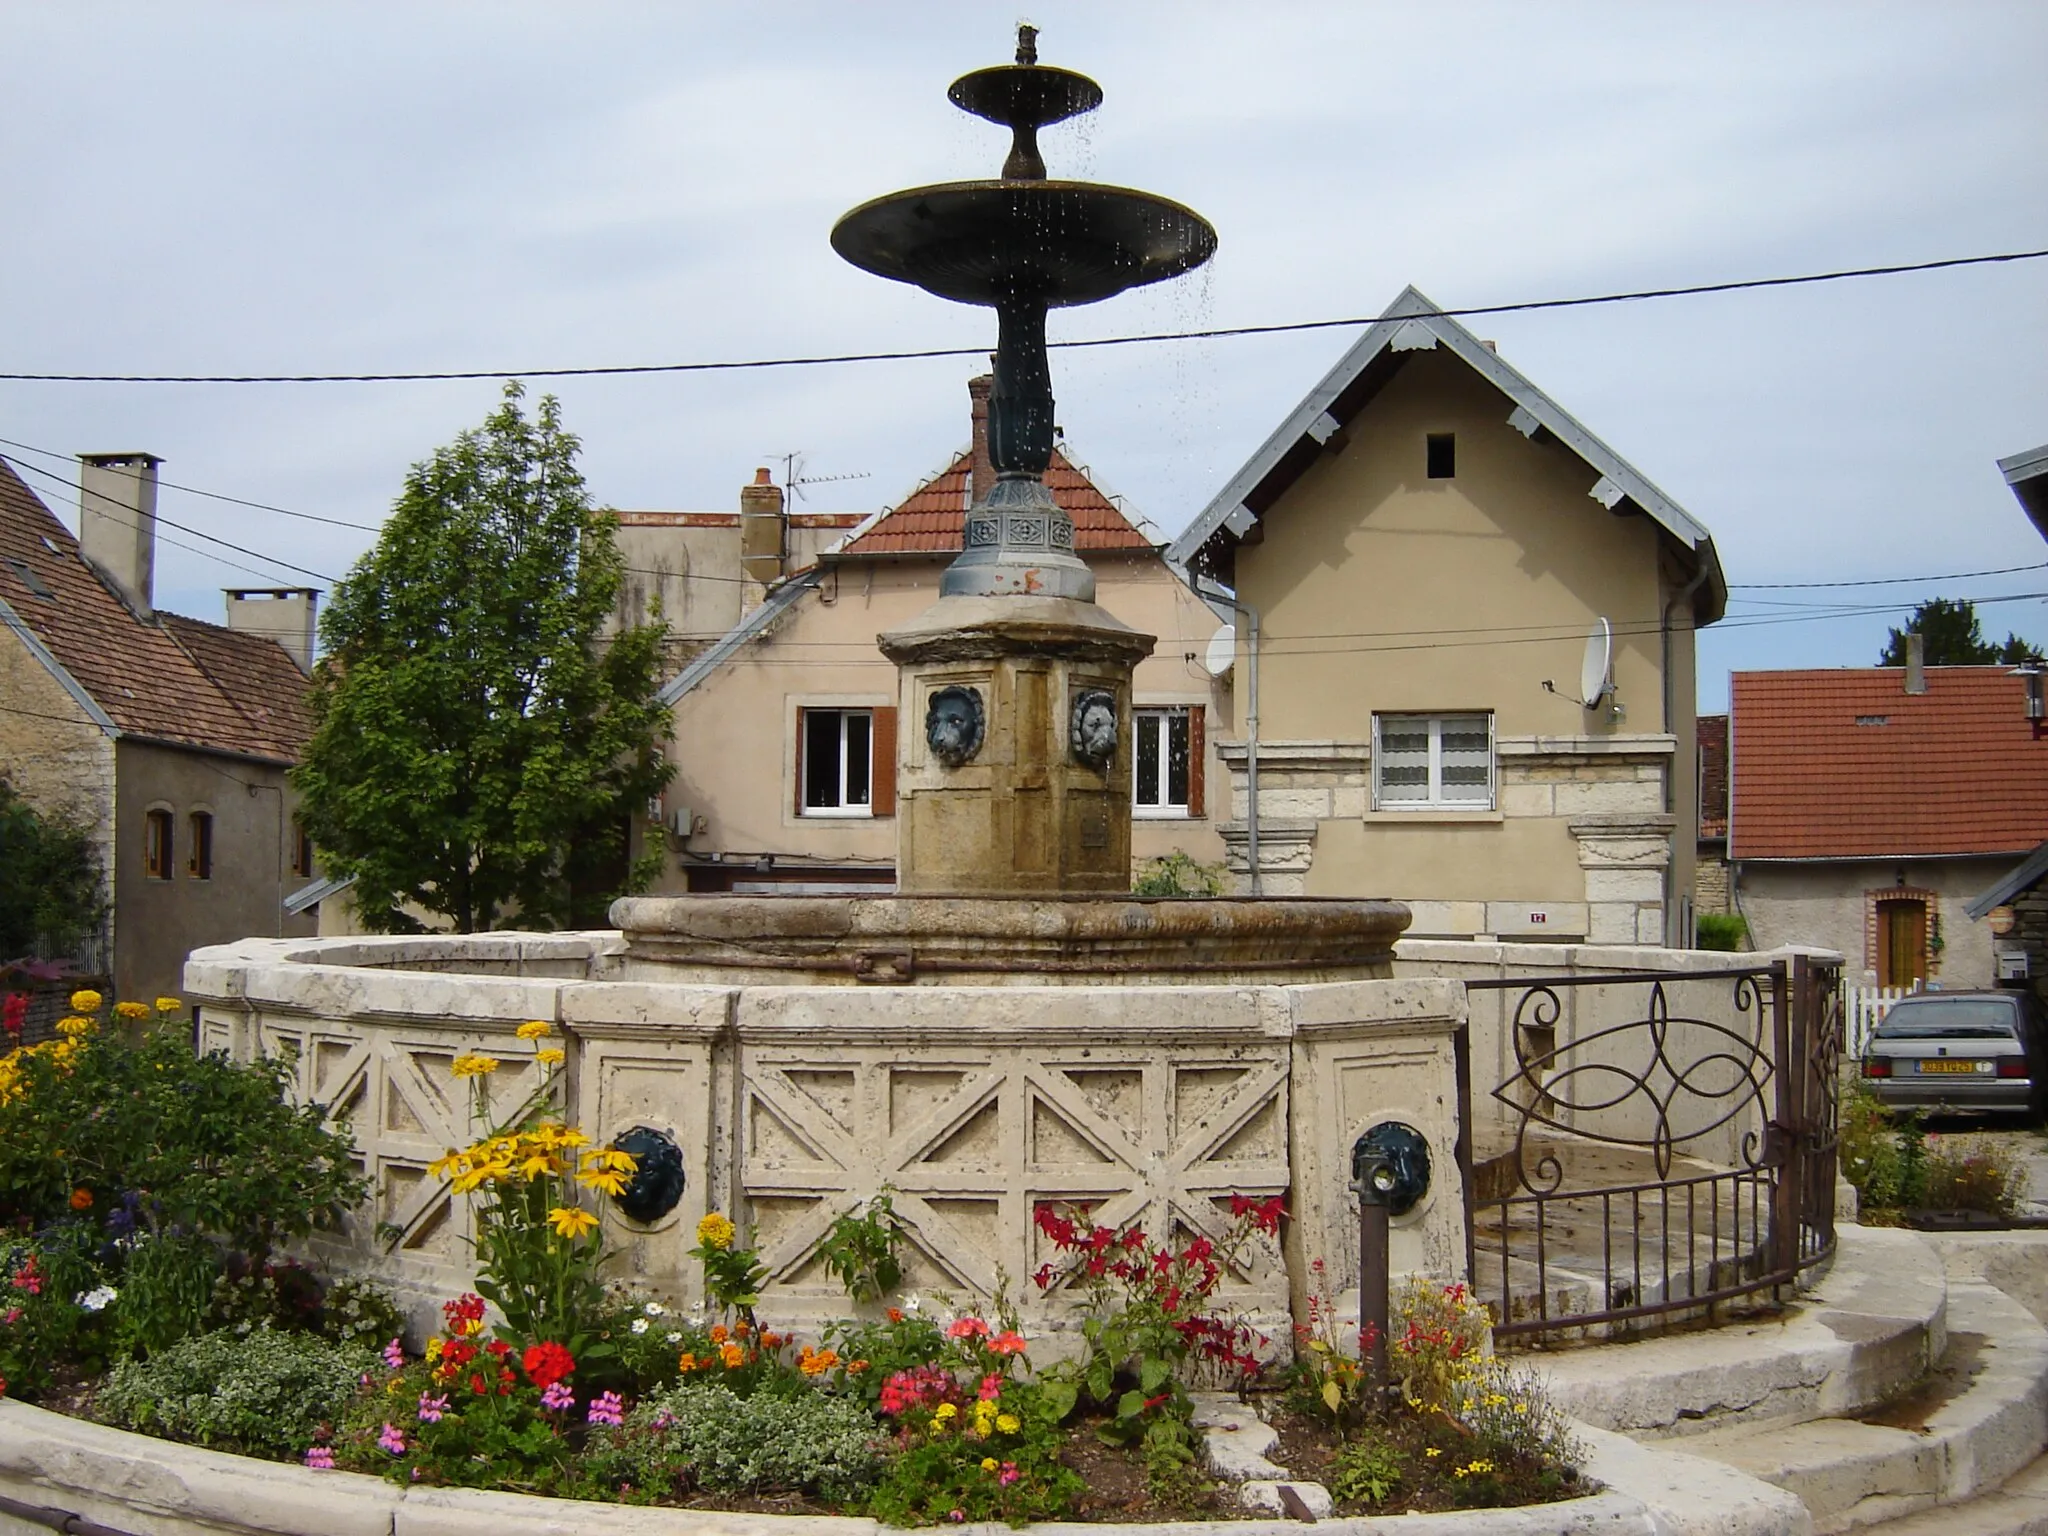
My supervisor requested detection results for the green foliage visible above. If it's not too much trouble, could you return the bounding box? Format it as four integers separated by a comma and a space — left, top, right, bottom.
0, 1228, 112, 1398
1287, 1256, 1373, 1431
1694, 912, 1748, 952
338, 1345, 571, 1489
1845, 1091, 2031, 1219
825, 1308, 950, 1409
98, 1326, 375, 1459
0, 774, 105, 961
294, 382, 673, 934
1879, 597, 2043, 668
819, 1188, 907, 1305
864, 1375, 1081, 1527
1131, 850, 1227, 897
206, 1259, 406, 1351
114, 1231, 223, 1357
1922, 1135, 2028, 1216
587, 1379, 883, 1502
690, 1212, 769, 1326
0, 1015, 366, 1262
1330, 1435, 1405, 1505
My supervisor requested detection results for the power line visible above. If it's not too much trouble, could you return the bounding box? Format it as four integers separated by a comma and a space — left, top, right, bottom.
2, 247, 2041, 385
0, 437, 379, 531
1728, 560, 2048, 590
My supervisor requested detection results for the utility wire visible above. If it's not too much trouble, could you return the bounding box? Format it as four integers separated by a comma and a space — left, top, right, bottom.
0, 436, 379, 530
1728, 559, 2048, 589
2, 247, 2041, 385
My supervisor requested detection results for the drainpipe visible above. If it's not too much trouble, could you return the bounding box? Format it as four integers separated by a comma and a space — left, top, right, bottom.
1194, 577, 1261, 897
1662, 563, 1710, 944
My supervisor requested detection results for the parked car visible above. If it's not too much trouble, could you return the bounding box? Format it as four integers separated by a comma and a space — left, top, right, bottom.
1860, 990, 2048, 1120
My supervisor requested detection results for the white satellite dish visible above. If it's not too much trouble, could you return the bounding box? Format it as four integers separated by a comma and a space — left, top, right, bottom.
1203, 624, 1237, 678
1580, 618, 1613, 709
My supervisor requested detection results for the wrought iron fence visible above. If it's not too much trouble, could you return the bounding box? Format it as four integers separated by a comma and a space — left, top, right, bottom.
1463, 955, 1841, 1345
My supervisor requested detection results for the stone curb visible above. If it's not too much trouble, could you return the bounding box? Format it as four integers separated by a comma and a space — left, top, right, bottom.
1537, 1224, 1947, 1438
0, 1397, 1685, 1536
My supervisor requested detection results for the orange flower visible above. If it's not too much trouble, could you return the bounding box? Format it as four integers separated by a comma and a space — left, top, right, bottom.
887, 1307, 904, 1323
848, 1358, 871, 1374
68, 1187, 92, 1210
709, 1324, 729, 1345
760, 1331, 784, 1349
798, 1346, 840, 1376
678, 1352, 699, 1372
719, 1342, 745, 1369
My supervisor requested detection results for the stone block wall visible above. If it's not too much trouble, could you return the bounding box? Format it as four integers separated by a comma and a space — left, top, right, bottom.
185, 935, 1469, 1345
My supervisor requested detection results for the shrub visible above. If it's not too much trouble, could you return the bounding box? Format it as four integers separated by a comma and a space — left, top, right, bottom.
98, 1326, 375, 1459
1132, 852, 1226, 898
1694, 913, 1748, 952
594, 1379, 883, 1501
819, 1189, 908, 1305
1922, 1134, 2028, 1217
827, 1306, 950, 1409
1330, 1434, 1405, 1505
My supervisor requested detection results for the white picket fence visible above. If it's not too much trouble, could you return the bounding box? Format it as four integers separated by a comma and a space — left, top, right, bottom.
1842, 983, 1911, 1057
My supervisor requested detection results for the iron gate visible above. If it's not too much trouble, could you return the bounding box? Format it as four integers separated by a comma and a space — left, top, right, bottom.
1463, 955, 1841, 1345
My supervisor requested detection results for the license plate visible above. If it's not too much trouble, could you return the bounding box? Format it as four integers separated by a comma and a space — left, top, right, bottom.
1919, 1059, 1991, 1074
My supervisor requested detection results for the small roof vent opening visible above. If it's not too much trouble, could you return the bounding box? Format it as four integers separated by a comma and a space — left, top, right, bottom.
1426, 433, 1456, 480
3, 557, 53, 598
1855, 714, 1890, 726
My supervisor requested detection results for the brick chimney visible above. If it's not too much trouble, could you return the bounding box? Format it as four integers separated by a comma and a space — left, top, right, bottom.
738, 468, 786, 609
1905, 632, 1927, 695
77, 452, 161, 619
225, 587, 320, 674
967, 373, 994, 506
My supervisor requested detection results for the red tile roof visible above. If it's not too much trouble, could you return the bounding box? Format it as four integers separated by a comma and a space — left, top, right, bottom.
0, 457, 311, 763
836, 449, 1155, 557
1728, 669, 2048, 860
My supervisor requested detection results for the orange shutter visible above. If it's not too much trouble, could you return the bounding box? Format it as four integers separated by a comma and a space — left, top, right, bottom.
793, 707, 807, 816
1188, 708, 1206, 819
871, 706, 898, 817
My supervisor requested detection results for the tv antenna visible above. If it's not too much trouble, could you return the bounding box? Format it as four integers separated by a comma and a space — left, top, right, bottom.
768, 451, 871, 503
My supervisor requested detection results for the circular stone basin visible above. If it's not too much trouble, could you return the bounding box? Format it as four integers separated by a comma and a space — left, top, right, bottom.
611, 895, 1409, 985
830, 180, 1218, 307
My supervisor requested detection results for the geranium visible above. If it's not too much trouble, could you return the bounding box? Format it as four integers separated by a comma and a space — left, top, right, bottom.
442, 1293, 487, 1334
377, 1422, 407, 1456
586, 1389, 625, 1426
304, 1446, 335, 1470
522, 1340, 576, 1390
416, 1392, 448, 1423
541, 1379, 575, 1411
68, 1187, 92, 1210
988, 1331, 1027, 1356
1, 993, 26, 1040
946, 1316, 991, 1341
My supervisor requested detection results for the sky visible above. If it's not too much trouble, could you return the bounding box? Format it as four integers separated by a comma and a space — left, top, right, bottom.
2, 2, 2043, 714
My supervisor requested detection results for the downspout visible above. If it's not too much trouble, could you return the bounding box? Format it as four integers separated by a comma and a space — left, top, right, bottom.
1193, 577, 1261, 897
1662, 561, 1711, 944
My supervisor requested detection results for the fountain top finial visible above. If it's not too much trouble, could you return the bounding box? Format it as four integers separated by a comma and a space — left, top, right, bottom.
1016, 22, 1038, 65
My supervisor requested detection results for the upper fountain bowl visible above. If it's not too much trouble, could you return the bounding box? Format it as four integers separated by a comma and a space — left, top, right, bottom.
947, 63, 1103, 131
831, 180, 1216, 309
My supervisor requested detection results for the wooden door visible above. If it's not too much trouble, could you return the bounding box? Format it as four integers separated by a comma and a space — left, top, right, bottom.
1878, 899, 1927, 989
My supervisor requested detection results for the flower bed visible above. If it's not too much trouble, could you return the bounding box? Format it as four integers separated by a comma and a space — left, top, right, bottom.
0, 990, 1587, 1524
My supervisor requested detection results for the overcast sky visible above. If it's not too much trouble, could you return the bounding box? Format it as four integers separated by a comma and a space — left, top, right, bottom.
3, 2, 2043, 712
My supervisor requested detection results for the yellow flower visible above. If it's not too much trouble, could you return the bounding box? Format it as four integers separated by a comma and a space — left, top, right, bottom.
518, 1153, 559, 1180
548, 1205, 599, 1239
696, 1213, 737, 1251
113, 1001, 150, 1021
451, 1167, 491, 1195
69, 989, 102, 1013
598, 1147, 639, 1173
578, 1166, 629, 1197
54, 1016, 94, 1038
996, 1413, 1020, 1434
425, 1338, 444, 1363
934, 1403, 958, 1421
535, 1048, 565, 1067
154, 996, 182, 1013
450, 1053, 499, 1079
516, 1020, 553, 1040
981, 1457, 998, 1473
1424, 1447, 1441, 1459
428, 1149, 464, 1179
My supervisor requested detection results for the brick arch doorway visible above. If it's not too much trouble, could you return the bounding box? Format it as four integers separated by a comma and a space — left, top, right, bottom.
1875, 896, 1928, 989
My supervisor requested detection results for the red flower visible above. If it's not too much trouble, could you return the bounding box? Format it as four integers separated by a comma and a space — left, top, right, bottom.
1, 993, 25, 1040
1033, 1205, 1077, 1248
1181, 1236, 1214, 1263
485, 1339, 512, 1359
1030, 1263, 1058, 1291
522, 1341, 577, 1390
440, 1339, 477, 1370
441, 1293, 486, 1330
469, 1372, 487, 1395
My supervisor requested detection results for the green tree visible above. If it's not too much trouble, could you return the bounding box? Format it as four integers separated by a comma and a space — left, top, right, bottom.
1878, 597, 2043, 667
0, 775, 105, 960
293, 384, 672, 932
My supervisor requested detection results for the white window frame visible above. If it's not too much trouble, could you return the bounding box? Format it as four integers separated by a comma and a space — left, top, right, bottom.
801, 707, 874, 818
1132, 705, 1191, 818
1370, 712, 1496, 811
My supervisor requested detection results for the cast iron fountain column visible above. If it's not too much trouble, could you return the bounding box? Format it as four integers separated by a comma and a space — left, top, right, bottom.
834, 27, 1216, 895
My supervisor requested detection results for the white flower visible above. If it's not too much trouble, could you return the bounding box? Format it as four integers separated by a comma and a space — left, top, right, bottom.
75, 1285, 118, 1313
905, 1295, 921, 1312
643, 1300, 666, 1317
630, 1317, 649, 1334
666, 1331, 682, 1344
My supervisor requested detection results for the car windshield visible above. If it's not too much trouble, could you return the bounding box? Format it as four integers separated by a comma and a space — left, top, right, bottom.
1874, 999, 2019, 1040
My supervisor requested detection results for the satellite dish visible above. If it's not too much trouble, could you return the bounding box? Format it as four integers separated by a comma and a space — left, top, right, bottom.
1580, 619, 1613, 709
1203, 624, 1237, 678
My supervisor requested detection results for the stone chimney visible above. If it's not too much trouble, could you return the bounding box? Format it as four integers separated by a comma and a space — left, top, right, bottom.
77, 452, 161, 619
738, 468, 786, 610
967, 373, 995, 506
1906, 632, 1927, 695
225, 587, 320, 674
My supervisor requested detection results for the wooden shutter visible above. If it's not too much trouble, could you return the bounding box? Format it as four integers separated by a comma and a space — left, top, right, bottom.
871, 706, 898, 817
793, 707, 808, 816
1188, 708, 1206, 818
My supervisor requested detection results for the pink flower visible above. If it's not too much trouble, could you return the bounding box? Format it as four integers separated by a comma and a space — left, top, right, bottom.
948, 1511, 965, 1523
947, 1316, 990, 1341
2, 1308, 20, 1326
988, 1331, 1028, 1357
978, 1373, 1004, 1401
383, 1338, 405, 1370
999, 1461, 1020, 1487
377, 1422, 406, 1456
416, 1392, 448, 1423
586, 1390, 625, 1427
304, 1446, 335, 1470
541, 1379, 575, 1412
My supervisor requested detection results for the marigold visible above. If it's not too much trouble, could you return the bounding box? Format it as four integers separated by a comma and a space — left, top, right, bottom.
516, 1020, 553, 1040
548, 1206, 599, 1239
535, 1048, 565, 1067
112, 1001, 150, 1021
449, 1052, 499, 1078
68, 1187, 92, 1210
996, 1413, 1021, 1434
696, 1212, 737, 1250
54, 1016, 93, 1038
798, 1346, 839, 1375
68, 990, 101, 1014
719, 1342, 745, 1369
154, 997, 182, 1013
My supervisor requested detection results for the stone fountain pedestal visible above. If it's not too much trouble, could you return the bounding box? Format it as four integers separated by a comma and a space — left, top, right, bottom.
881, 593, 1153, 897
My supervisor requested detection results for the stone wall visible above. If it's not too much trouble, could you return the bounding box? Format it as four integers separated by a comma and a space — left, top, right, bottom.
1737, 858, 2012, 991
184, 935, 1468, 1342
0, 617, 116, 948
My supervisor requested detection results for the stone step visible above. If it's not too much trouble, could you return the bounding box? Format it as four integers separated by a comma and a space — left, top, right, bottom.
1679, 1280, 2048, 1533
1858, 1454, 2048, 1535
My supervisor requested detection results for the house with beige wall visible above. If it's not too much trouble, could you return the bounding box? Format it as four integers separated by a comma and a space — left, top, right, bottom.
640, 377, 1228, 891
1168, 286, 1726, 945
0, 451, 319, 1002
